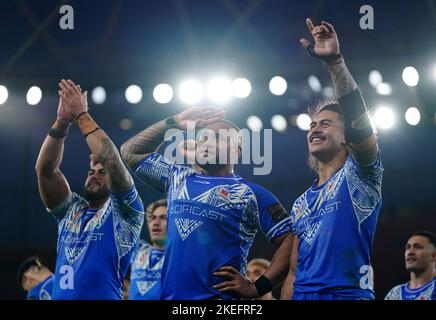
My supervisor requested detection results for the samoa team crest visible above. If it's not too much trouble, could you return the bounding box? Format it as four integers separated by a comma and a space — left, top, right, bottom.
218, 187, 230, 198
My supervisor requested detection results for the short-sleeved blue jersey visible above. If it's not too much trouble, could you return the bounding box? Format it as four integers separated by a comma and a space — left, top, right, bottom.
290, 154, 383, 299
133, 153, 292, 299
48, 186, 144, 300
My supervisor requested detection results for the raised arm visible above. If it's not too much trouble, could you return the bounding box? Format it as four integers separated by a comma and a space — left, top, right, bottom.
120, 106, 227, 169
59, 79, 132, 194
35, 95, 74, 209
301, 18, 378, 165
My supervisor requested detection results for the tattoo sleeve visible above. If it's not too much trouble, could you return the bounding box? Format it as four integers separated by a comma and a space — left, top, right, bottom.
328, 59, 357, 99
120, 119, 169, 168
328, 59, 378, 165
84, 128, 133, 194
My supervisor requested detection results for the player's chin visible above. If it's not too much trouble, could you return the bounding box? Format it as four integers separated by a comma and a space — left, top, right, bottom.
309, 145, 329, 159
405, 263, 421, 272
85, 186, 109, 200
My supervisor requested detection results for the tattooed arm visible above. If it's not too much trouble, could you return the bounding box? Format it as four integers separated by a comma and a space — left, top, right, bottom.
300, 19, 378, 165
120, 106, 227, 169
87, 131, 133, 194
327, 57, 357, 99
59, 79, 132, 194
120, 120, 169, 169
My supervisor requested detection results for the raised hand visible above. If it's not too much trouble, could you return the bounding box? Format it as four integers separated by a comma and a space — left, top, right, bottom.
59, 79, 88, 117
56, 95, 75, 124
212, 266, 259, 299
174, 106, 226, 130
300, 18, 341, 64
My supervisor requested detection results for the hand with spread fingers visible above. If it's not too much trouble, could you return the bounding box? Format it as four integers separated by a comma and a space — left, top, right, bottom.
174, 106, 227, 130
213, 266, 259, 299
58, 79, 88, 118
300, 18, 341, 64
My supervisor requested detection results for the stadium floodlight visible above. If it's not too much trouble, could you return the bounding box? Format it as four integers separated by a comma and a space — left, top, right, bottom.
374, 105, 395, 129
269, 76, 287, 96
405, 107, 421, 126
207, 77, 232, 104
308, 75, 322, 93
153, 83, 174, 104
296, 113, 311, 131
125, 85, 143, 104
247, 115, 263, 132
0, 85, 8, 105
402, 66, 419, 87
376, 83, 392, 96
271, 115, 287, 132
179, 79, 204, 105
369, 70, 383, 88
91, 86, 106, 105
231, 78, 252, 99
26, 86, 42, 105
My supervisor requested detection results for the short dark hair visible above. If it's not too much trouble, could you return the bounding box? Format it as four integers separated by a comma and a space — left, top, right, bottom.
308, 98, 342, 120
412, 231, 436, 248
17, 256, 49, 288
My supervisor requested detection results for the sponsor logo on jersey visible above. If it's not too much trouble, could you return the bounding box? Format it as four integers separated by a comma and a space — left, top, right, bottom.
175, 218, 203, 241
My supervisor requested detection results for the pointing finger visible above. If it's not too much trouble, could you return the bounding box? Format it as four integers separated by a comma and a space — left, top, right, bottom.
306, 18, 315, 32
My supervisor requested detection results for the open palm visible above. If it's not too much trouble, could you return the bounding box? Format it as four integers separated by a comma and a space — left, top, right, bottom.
174, 106, 226, 130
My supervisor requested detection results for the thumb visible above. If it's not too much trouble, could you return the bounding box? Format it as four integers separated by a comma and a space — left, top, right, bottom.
300, 38, 311, 49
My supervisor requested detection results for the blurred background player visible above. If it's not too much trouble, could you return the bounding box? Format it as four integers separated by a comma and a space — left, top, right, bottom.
121, 107, 293, 300
246, 258, 275, 300
129, 199, 167, 300
18, 256, 54, 300
385, 231, 436, 300
35, 80, 144, 299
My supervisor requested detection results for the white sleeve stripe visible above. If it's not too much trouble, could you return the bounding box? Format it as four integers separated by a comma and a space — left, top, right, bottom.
265, 216, 292, 238
46, 192, 73, 213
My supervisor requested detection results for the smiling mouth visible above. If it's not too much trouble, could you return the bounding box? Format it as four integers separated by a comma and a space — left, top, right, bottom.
310, 136, 326, 144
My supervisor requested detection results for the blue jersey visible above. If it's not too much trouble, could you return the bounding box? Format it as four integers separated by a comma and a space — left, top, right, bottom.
385, 277, 436, 300
48, 186, 144, 300
129, 240, 165, 300
27, 275, 54, 300
290, 154, 383, 299
133, 153, 292, 300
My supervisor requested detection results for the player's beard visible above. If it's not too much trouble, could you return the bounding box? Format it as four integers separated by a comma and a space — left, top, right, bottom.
84, 185, 110, 202
195, 148, 235, 173
195, 161, 228, 173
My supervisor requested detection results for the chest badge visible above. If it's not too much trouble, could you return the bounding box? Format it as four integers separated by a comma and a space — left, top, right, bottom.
219, 187, 230, 198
